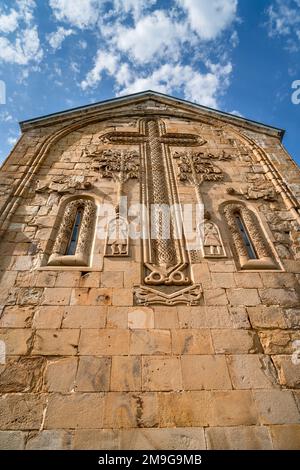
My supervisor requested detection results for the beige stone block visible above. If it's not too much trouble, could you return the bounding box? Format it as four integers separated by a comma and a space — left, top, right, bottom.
0, 431, 25, 450
272, 355, 300, 388
192, 263, 212, 288
76, 356, 111, 392
26, 430, 72, 450
209, 262, 236, 273
142, 356, 182, 391
253, 390, 300, 425
181, 355, 231, 390
44, 358, 77, 392
0, 328, 33, 355
269, 425, 300, 450
112, 288, 133, 306
130, 330, 171, 355
211, 272, 236, 288
204, 288, 228, 305
104, 392, 158, 428
0, 306, 34, 328
178, 306, 232, 328
79, 329, 130, 355
79, 272, 100, 288
247, 306, 286, 329
35, 271, 57, 287
210, 390, 258, 426
0, 272, 17, 289
227, 288, 260, 306
206, 426, 272, 450
227, 354, 277, 389
101, 271, 123, 288
33, 306, 64, 329
15, 271, 36, 287
73, 429, 119, 450
261, 272, 298, 288
70, 288, 112, 306
172, 329, 213, 354
106, 306, 128, 328
259, 330, 299, 354
55, 271, 80, 287
229, 306, 251, 329
44, 393, 105, 429
234, 272, 263, 288
62, 306, 106, 328
0, 393, 46, 430
32, 329, 80, 355
259, 288, 300, 307
42, 288, 71, 306
111, 356, 141, 391
154, 306, 179, 328
284, 308, 300, 329
128, 307, 154, 329
17, 287, 43, 305
158, 391, 210, 427
0, 357, 45, 392
12, 256, 33, 271
212, 329, 261, 354
123, 264, 141, 287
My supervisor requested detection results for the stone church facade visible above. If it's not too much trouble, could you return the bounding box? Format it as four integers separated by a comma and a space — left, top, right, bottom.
0, 91, 299, 449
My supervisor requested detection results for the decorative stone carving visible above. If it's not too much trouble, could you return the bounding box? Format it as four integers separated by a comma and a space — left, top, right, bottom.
174, 152, 223, 184
203, 219, 226, 257
105, 216, 129, 256
134, 284, 202, 306
87, 149, 140, 183
36, 175, 92, 194
223, 202, 278, 270
48, 198, 96, 266
227, 181, 278, 202
97, 117, 205, 304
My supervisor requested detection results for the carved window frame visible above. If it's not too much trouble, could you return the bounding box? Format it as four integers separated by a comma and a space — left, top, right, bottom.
223, 202, 279, 270
48, 198, 97, 267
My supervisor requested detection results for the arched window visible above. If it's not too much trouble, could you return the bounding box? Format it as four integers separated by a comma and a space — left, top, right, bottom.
48, 198, 96, 266
223, 203, 278, 270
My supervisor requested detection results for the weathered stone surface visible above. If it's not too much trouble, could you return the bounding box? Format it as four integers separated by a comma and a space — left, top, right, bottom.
204, 288, 228, 306
229, 306, 251, 329
32, 329, 80, 355
142, 356, 182, 391
44, 393, 105, 429
259, 288, 300, 307
44, 357, 77, 392
26, 430, 72, 450
130, 330, 171, 355
128, 307, 154, 329
0, 357, 45, 392
227, 354, 278, 389
33, 306, 64, 329
0, 394, 46, 430
70, 288, 112, 306
206, 426, 272, 450
247, 306, 287, 329
104, 392, 159, 428
211, 272, 235, 288
181, 355, 232, 390
106, 306, 128, 328
79, 329, 130, 355
0, 306, 34, 328
112, 288, 133, 306
272, 355, 300, 388
172, 329, 213, 354
0, 328, 33, 355
158, 391, 209, 427
209, 391, 258, 426
259, 330, 300, 354
154, 306, 179, 328
253, 390, 300, 424
42, 288, 72, 306
269, 425, 300, 449
227, 288, 260, 306
76, 356, 111, 392
234, 273, 263, 289
0, 431, 25, 450
284, 308, 300, 329
101, 271, 123, 287
111, 356, 141, 391
62, 306, 106, 328
212, 329, 261, 354
178, 306, 232, 328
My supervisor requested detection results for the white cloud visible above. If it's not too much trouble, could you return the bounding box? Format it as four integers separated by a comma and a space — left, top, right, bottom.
267, 0, 300, 50
0, 27, 43, 65
47, 26, 74, 50
113, 11, 187, 63
49, 0, 103, 29
177, 0, 238, 40
80, 50, 119, 90
0, 9, 19, 34
7, 136, 18, 146
112, 0, 157, 20
0, 112, 13, 123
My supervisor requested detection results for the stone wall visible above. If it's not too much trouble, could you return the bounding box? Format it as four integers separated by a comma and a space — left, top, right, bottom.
0, 96, 300, 449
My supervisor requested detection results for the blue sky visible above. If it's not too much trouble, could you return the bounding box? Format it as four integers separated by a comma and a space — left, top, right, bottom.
0, 0, 299, 164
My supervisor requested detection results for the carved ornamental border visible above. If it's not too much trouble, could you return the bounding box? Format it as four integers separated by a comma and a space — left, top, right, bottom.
223, 202, 279, 270
48, 198, 96, 266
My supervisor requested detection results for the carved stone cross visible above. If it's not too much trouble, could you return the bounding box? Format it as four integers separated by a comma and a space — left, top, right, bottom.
101, 118, 206, 286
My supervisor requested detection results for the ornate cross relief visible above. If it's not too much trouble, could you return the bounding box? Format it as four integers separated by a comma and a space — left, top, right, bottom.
98, 118, 205, 305
86, 148, 139, 257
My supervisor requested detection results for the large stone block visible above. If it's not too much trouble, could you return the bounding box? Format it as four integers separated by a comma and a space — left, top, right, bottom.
154, 306, 179, 329
103, 392, 159, 428
0, 357, 45, 392
259, 288, 300, 307
272, 355, 300, 388
106, 307, 128, 328
227, 288, 260, 306
101, 271, 123, 288
204, 288, 228, 306
32, 329, 80, 355
181, 355, 232, 390
259, 330, 299, 354
70, 288, 112, 306
0, 431, 25, 450
142, 356, 182, 391
76, 356, 111, 392
227, 354, 278, 389
130, 330, 171, 355
110, 356, 141, 391
0, 393, 46, 430
209, 390, 258, 426
26, 430, 72, 450
253, 390, 300, 424
206, 426, 272, 450
269, 425, 300, 450
284, 308, 300, 329
79, 329, 130, 355
62, 306, 106, 328
44, 357, 78, 392
42, 287, 72, 306
0, 328, 33, 355
112, 288, 133, 306
212, 329, 262, 354
44, 393, 105, 429
128, 307, 154, 329
171, 329, 213, 354
158, 391, 210, 427
33, 306, 64, 329
247, 306, 287, 329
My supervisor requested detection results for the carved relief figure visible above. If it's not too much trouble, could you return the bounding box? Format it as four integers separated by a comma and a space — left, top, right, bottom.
105, 216, 129, 256
227, 180, 278, 202
203, 220, 224, 256
48, 198, 96, 266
